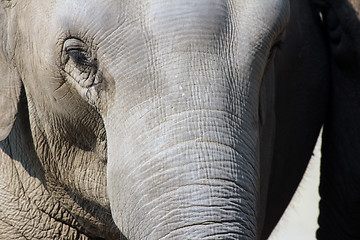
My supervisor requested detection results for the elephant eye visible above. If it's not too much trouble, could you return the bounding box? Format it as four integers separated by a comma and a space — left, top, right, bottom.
67, 49, 92, 66
61, 38, 101, 105
63, 38, 97, 67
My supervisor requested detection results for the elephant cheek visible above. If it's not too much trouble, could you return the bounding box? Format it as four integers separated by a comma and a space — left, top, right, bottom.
104, 105, 260, 239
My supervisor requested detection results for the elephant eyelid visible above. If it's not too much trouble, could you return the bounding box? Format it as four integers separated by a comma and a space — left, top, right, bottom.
62, 38, 97, 67
63, 38, 88, 51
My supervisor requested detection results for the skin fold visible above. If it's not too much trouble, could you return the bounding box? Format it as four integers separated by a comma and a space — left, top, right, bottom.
0, 0, 290, 239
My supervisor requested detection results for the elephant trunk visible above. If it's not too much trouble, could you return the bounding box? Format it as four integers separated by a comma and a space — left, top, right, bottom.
102, 1, 264, 238
105, 71, 261, 239
106, 113, 260, 239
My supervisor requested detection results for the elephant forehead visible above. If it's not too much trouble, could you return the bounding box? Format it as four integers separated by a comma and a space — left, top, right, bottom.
51, 0, 127, 35
48, 1, 289, 72
142, 1, 229, 38
50, 0, 289, 41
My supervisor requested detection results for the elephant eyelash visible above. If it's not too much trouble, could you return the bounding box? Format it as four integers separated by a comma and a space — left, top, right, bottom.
66, 48, 98, 69
68, 49, 91, 65
62, 38, 98, 68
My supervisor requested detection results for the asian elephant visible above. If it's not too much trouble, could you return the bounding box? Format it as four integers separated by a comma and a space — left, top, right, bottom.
262, 0, 330, 238
0, 0, 329, 239
313, 0, 360, 238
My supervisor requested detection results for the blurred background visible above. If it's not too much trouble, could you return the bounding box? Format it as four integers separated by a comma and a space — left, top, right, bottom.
268, 133, 322, 240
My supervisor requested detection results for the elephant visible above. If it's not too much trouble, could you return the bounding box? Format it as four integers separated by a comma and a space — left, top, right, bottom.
312, 0, 360, 238
0, 0, 330, 239
262, 0, 330, 238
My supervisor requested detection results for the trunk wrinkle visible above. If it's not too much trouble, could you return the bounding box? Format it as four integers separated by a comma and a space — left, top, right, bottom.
157, 221, 254, 240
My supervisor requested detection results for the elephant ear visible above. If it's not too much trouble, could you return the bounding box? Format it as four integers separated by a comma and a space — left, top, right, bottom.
0, 3, 22, 142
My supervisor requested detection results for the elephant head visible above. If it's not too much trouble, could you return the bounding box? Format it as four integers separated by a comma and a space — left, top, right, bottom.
0, 0, 290, 239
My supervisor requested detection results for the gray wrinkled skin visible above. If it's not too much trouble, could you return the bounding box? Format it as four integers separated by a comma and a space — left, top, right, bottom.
0, 1, 289, 239
0, 0, 331, 239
